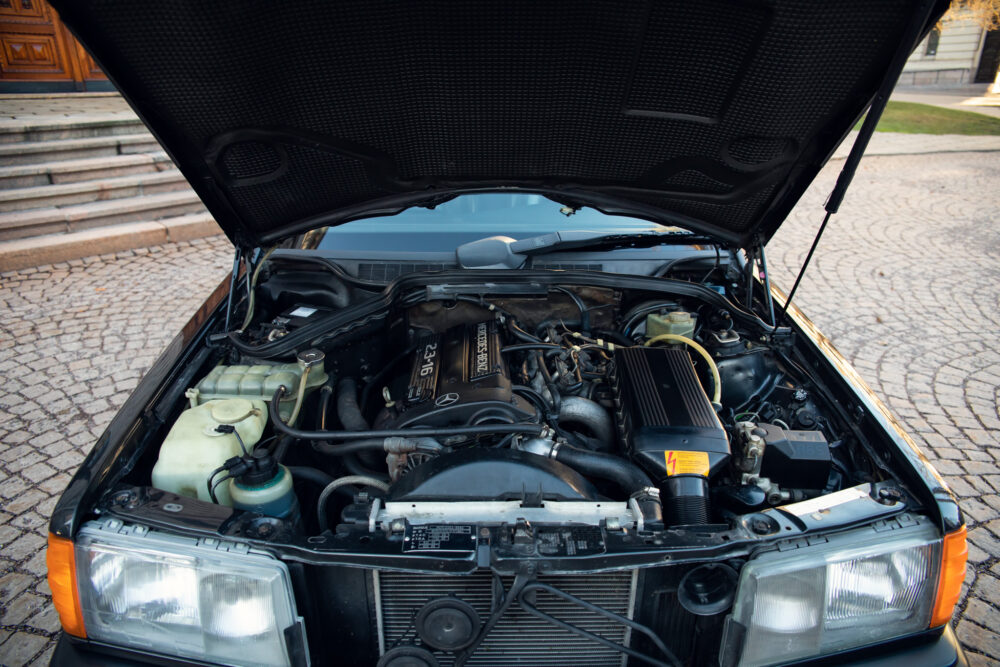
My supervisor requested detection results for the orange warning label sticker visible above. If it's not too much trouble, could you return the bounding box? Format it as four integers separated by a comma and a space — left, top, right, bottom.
663, 450, 710, 477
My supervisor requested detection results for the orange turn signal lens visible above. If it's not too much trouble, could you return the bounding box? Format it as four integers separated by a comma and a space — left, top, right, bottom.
46, 533, 86, 638
930, 524, 968, 628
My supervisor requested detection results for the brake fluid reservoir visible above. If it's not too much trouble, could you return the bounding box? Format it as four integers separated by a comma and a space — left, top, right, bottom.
646, 310, 696, 340
151, 398, 267, 506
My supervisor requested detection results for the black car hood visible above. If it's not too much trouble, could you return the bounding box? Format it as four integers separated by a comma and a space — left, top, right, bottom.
52, 0, 945, 251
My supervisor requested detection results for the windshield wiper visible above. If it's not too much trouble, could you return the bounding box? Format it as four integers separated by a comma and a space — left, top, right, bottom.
456, 230, 714, 268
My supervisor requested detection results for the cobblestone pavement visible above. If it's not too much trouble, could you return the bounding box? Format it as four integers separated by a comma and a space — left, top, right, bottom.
1, 152, 999, 665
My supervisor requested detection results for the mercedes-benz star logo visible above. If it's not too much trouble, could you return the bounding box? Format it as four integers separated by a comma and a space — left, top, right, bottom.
434, 392, 460, 407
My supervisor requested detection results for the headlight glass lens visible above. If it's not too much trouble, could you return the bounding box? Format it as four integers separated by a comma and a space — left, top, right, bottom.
729, 520, 940, 667
76, 523, 302, 667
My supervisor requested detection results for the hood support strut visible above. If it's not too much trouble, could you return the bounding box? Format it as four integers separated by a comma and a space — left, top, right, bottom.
779, 0, 937, 324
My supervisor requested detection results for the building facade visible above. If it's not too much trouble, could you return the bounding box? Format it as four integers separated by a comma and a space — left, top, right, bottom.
899, 13, 999, 87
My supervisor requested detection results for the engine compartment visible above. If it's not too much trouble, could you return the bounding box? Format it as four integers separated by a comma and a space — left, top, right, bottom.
139, 257, 886, 544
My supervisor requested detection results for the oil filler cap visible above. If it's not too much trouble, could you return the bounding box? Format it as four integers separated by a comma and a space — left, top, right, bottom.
677, 563, 738, 616
415, 597, 481, 651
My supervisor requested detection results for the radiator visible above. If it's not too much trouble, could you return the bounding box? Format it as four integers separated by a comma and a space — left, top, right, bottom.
374, 570, 637, 667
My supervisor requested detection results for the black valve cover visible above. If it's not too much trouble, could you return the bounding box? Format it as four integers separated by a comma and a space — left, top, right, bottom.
388, 320, 533, 427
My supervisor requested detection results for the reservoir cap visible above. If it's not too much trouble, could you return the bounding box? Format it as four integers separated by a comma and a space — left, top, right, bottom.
211, 398, 256, 424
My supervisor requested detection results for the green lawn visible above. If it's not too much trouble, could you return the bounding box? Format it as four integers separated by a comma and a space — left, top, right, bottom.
858, 101, 1000, 135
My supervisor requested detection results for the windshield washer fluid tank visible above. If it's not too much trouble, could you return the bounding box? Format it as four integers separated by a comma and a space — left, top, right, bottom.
151, 398, 267, 506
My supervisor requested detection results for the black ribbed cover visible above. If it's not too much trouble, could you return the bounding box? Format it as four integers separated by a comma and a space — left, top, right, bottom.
612, 346, 730, 481
614, 347, 719, 431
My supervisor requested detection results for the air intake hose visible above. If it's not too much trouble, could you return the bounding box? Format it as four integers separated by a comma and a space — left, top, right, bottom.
553, 446, 663, 528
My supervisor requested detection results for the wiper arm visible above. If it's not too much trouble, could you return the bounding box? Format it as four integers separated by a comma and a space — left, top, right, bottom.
456, 230, 707, 269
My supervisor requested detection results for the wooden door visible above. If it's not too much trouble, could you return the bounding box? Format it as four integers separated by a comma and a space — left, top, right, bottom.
0, 0, 107, 91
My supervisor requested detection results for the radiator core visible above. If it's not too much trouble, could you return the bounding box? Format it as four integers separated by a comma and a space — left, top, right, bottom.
375, 570, 637, 667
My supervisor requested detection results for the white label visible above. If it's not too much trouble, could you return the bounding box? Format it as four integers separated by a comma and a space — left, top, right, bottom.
288, 307, 318, 318
779, 485, 872, 517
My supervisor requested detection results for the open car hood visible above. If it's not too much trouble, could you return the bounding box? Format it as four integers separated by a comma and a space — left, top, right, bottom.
52, 0, 946, 251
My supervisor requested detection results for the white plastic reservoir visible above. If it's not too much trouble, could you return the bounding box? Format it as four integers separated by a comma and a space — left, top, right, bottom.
151, 398, 267, 506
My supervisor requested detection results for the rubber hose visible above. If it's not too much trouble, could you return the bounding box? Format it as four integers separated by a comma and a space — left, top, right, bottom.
271, 434, 295, 463
554, 446, 652, 494
644, 333, 722, 404
287, 466, 334, 488
317, 475, 391, 529
285, 364, 310, 427
557, 396, 614, 449
271, 387, 544, 440
336, 378, 370, 431
318, 385, 333, 430
343, 453, 390, 482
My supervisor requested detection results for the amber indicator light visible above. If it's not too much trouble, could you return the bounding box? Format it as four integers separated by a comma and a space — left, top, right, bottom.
46, 533, 86, 638
930, 524, 968, 628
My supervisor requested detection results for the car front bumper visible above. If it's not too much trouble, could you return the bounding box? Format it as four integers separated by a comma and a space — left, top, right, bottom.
51, 623, 969, 667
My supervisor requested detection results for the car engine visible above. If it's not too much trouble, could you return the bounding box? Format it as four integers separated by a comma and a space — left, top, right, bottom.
126, 260, 905, 666
148, 270, 855, 538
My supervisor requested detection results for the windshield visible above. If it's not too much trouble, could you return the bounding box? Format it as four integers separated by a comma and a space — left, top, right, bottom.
300, 193, 680, 252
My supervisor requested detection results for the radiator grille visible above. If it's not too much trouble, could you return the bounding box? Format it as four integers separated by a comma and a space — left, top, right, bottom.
376, 570, 635, 666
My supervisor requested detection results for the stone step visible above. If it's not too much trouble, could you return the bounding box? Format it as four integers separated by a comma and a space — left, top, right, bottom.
0, 151, 172, 189
0, 190, 206, 241
0, 212, 223, 272
0, 115, 148, 144
0, 132, 159, 167
0, 170, 190, 213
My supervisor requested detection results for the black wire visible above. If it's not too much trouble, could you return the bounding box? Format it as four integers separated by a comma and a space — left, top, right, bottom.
508, 319, 543, 344
209, 474, 230, 505
206, 465, 228, 503
454, 575, 531, 667
232, 429, 248, 456
517, 581, 680, 667
553, 287, 589, 332
253, 435, 279, 452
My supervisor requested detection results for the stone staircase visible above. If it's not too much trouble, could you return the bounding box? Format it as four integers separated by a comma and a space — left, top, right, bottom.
0, 106, 221, 271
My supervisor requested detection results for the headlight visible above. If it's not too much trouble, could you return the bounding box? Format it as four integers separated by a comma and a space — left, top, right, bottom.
724, 518, 942, 666
74, 521, 305, 667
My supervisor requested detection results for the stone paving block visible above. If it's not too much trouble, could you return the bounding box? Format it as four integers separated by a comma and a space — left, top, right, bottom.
0, 631, 50, 667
